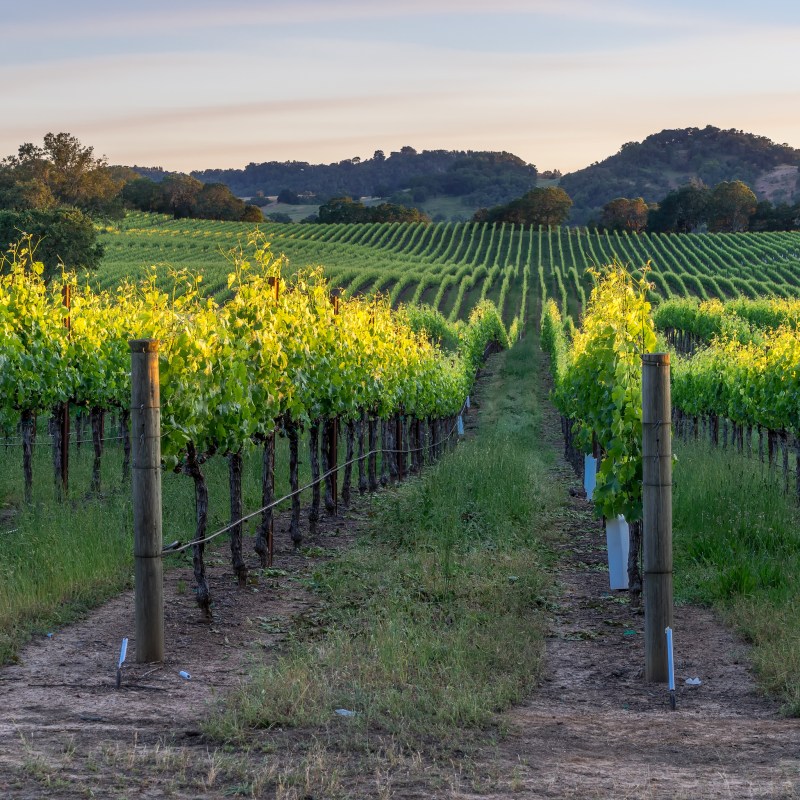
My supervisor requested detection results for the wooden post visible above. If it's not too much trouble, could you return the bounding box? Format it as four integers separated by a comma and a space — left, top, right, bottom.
130, 339, 164, 663
642, 353, 673, 683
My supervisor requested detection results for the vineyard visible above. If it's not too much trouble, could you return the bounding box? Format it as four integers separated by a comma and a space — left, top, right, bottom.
542, 274, 800, 526
3, 214, 800, 795
541, 266, 800, 710
0, 230, 511, 651
98, 213, 800, 328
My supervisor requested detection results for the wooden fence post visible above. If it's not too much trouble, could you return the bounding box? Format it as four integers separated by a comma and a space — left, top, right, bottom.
130, 339, 164, 663
642, 352, 673, 683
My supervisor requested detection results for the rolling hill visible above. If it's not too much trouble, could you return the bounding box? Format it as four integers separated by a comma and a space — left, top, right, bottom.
560, 125, 800, 224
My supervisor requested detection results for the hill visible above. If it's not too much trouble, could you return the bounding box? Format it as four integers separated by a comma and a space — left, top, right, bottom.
191, 148, 538, 215
560, 126, 800, 224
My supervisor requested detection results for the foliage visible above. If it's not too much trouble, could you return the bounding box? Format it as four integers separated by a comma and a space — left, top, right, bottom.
404, 304, 460, 351
707, 180, 758, 232
122, 173, 263, 223
560, 125, 800, 224
648, 183, 710, 233
599, 197, 649, 233
539, 300, 570, 387
0, 207, 103, 278
0, 132, 123, 218
240, 204, 264, 222
194, 148, 537, 209
543, 264, 657, 520
97, 213, 800, 339
317, 196, 430, 224
0, 230, 509, 469
671, 329, 800, 432
474, 187, 572, 227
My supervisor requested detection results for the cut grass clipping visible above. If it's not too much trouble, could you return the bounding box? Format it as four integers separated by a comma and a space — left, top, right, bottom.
674, 438, 800, 714
209, 337, 561, 746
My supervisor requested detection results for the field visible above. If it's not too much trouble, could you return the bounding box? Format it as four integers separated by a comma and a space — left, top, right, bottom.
98, 213, 800, 329
3, 213, 800, 797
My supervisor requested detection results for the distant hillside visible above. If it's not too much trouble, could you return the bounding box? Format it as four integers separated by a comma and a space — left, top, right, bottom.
192, 148, 537, 213
560, 126, 800, 224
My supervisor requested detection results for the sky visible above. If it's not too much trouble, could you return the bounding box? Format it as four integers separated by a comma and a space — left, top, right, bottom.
3, 0, 799, 174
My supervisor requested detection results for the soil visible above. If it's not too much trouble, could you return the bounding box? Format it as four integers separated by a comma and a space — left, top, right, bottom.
755, 165, 799, 204
0, 507, 361, 798
1, 355, 799, 798
450, 465, 800, 798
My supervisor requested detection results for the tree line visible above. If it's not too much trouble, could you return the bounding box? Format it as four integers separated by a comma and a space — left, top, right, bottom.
196, 147, 538, 209
559, 125, 800, 224
470, 181, 798, 234
311, 196, 430, 224
597, 180, 799, 234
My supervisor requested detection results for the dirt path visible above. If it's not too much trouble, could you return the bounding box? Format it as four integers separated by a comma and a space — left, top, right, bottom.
456, 496, 800, 797
448, 388, 800, 799
0, 508, 359, 798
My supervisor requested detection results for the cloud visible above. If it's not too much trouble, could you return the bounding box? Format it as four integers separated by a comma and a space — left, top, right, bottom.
4, 0, 730, 42
2, 3, 798, 173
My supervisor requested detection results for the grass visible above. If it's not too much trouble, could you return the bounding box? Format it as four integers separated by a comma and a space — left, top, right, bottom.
256, 202, 320, 222
0, 424, 316, 664
206, 332, 561, 748
673, 437, 800, 712
418, 195, 476, 222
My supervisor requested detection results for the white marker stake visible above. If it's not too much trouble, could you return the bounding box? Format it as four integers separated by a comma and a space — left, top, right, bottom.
116, 637, 129, 689
666, 627, 676, 710
457, 415, 465, 436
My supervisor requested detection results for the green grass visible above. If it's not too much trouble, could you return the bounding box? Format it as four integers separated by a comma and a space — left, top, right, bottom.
418, 195, 475, 222
0, 424, 317, 664
257, 202, 320, 222
673, 438, 800, 712
206, 333, 561, 747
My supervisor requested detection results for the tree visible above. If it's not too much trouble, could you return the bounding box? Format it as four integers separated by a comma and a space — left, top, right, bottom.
194, 183, 246, 221
475, 187, 572, 226
707, 180, 757, 232
122, 176, 164, 211
241, 205, 264, 222
1, 132, 122, 217
0, 207, 103, 280
600, 197, 649, 233
317, 196, 370, 223
317, 196, 429, 224
750, 200, 799, 231
159, 174, 203, 219
276, 188, 300, 204
369, 202, 430, 223
648, 183, 709, 233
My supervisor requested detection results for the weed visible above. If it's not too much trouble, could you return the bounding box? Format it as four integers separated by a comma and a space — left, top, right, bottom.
674, 438, 800, 712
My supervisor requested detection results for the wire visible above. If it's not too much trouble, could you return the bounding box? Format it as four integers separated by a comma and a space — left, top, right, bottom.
163, 411, 465, 555
1, 434, 128, 446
